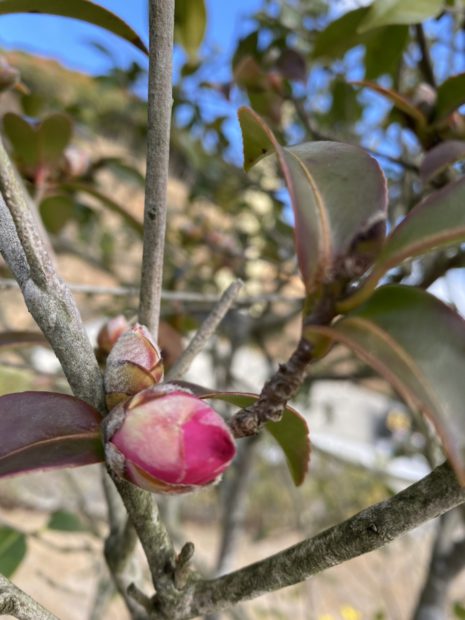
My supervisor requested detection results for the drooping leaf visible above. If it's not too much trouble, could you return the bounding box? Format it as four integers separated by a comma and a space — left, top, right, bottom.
175, 0, 206, 59
358, 0, 445, 32
0, 330, 48, 348
238, 106, 387, 294
0, 526, 26, 577
47, 510, 87, 532
341, 176, 465, 309
435, 73, 465, 123
0, 391, 104, 479
352, 81, 427, 128
420, 140, 465, 183
308, 285, 465, 484
40, 195, 76, 234
176, 383, 310, 486
0, 0, 148, 55
62, 182, 143, 235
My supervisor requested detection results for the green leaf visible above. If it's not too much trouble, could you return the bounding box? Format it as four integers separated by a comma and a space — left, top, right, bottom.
435, 73, 465, 123
47, 510, 87, 532
0, 526, 26, 577
364, 26, 409, 80
38, 113, 72, 166
341, 176, 465, 309
0, 0, 147, 55
175, 0, 206, 59
0, 391, 104, 479
62, 182, 143, 236
358, 0, 445, 32
238, 106, 387, 293
177, 383, 310, 486
308, 285, 465, 484
420, 140, 465, 183
40, 195, 76, 234
3, 112, 39, 169
454, 602, 465, 619
312, 8, 369, 60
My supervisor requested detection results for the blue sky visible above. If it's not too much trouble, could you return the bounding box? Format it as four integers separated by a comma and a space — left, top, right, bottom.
0, 0, 262, 75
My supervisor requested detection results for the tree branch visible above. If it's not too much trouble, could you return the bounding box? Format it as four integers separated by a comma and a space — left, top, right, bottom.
415, 24, 436, 89
138, 0, 175, 338
0, 574, 59, 620
179, 462, 465, 619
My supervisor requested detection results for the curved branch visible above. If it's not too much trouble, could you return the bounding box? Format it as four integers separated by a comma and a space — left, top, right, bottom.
0, 574, 59, 620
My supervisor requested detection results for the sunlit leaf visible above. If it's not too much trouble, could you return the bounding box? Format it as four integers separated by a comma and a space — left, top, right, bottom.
420, 140, 465, 183
358, 0, 445, 32
0, 526, 26, 577
435, 73, 465, 123
47, 510, 87, 532
238, 106, 387, 293
0, 0, 148, 54
175, 0, 206, 59
341, 176, 465, 309
309, 285, 465, 484
175, 382, 310, 486
0, 391, 104, 479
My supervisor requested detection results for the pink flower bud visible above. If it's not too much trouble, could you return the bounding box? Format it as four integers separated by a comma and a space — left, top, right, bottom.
105, 386, 236, 494
104, 324, 164, 409
96, 315, 130, 362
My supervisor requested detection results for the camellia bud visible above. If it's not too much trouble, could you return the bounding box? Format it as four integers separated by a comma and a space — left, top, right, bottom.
104, 385, 236, 494
96, 315, 130, 363
104, 324, 164, 409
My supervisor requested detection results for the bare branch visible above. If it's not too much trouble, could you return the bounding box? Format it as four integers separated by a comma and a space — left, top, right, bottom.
0, 574, 60, 620
167, 280, 244, 380
138, 0, 175, 338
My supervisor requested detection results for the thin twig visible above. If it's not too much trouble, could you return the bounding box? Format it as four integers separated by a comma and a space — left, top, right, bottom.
138, 0, 175, 338
0, 574, 60, 620
415, 24, 436, 88
167, 280, 243, 380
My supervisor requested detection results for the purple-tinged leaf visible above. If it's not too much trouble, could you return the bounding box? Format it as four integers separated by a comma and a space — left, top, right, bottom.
0, 0, 148, 55
238, 106, 387, 293
177, 382, 310, 486
420, 140, 465, 183
435, 73, 465, 123
340, 176, 465, 310
309, 285, 465, 485
0, 391, 104, 479
0, 330, 48, 348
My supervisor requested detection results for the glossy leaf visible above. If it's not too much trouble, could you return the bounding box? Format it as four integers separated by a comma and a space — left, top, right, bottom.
420, 140, 465, 183
177, 382, 310, 486
308, 285, 465, 484
0, 330, 48, 348
47, 510, 87, 532
341, 176, 465, 309
175, 0, 206, 59
62, 182, 143, 235
0, 391, 104, 479
435, 73, 465, 122
0, 0, 148, 54
0, 526, 26, 577
352, 81, 427, 128
358, 0, 444, 32
238, 106, 387, 293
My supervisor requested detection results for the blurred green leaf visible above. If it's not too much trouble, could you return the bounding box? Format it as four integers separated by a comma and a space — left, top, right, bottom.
238, 106, 387, 294
175, 0, 206, 59
47, 510, 87, 532
358, 0, 445, 32
309, 285, 465, 484
454, 602, 465, 619
39, 113, 72, 166
364, 26, 409, 79
435, 73, 465, 122
0, 0, 148, 54
0, 526, 27, 577
3, 112, 39, 169
40, 195, 76, 234
313, 8, 368, 60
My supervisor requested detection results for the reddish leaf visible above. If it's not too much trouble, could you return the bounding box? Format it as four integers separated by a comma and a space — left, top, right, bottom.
0, 391, 104, 478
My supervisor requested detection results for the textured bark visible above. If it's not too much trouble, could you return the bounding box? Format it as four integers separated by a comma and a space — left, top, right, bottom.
0, 574, 59, 620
